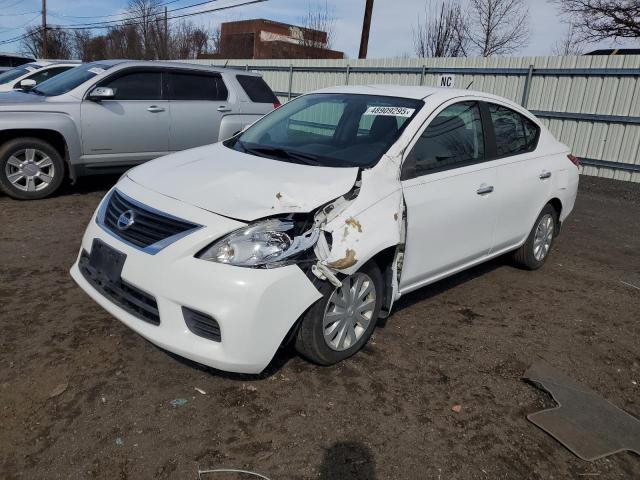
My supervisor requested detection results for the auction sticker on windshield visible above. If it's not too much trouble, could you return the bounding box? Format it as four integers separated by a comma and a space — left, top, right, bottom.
364, 106, 415, 117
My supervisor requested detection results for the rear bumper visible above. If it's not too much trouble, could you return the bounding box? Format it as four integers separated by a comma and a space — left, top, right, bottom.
70, 180, 322, 374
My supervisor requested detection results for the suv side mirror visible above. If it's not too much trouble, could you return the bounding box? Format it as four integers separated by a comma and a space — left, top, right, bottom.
88, 87, 115, 101
19, 79, 36, 91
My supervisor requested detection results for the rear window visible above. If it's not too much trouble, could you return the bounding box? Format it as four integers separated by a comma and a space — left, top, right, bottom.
169, 72, 228, 101
236, 75, 277, 103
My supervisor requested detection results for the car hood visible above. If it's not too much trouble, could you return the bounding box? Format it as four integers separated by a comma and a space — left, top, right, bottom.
127, 142, 359, 221
0, 91, 46, 104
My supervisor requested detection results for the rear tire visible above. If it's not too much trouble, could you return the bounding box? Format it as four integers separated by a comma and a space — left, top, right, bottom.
0, 137, 65, 200
512, 204, 558, 270
295, 262, 383, 366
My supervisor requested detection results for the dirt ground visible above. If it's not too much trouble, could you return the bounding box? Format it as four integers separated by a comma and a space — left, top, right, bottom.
1, 174, 639, 479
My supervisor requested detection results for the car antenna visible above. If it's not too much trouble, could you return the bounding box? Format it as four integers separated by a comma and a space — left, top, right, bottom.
466, 80, 474, 89
223, 59, 229, 69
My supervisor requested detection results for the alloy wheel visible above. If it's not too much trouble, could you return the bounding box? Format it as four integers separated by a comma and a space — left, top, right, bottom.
4, 148, 55, 193
533, 213, 554, 261
322, 272, 376, 352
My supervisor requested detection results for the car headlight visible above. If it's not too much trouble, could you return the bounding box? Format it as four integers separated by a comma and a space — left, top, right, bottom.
197, 218, 320, 268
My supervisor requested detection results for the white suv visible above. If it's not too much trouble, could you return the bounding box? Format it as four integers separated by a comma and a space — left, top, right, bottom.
71, 85, 579, 374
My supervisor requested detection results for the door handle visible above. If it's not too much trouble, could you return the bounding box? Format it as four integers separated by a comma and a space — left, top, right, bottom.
147, 105, 165, 113
217, 106, 232, 112
539, 170, 552, 180
476, 185, 494, 195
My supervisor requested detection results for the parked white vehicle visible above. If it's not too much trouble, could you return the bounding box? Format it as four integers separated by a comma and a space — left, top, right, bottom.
0, 61, 79, 92
71, 85, 580, 374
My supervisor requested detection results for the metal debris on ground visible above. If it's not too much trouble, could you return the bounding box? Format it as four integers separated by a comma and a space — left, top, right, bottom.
169, 398, 188, 408
523, 361, 640, 461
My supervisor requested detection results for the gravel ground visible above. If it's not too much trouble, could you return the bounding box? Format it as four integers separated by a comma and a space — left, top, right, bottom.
1, 174, 639, 479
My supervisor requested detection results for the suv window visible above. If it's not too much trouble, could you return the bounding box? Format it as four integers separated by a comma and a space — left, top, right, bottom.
169, 72, 228, 101
236, 75, 277, 103
103, 71, 162, 100
489, 103, 539, 157
405, 101, 485, 176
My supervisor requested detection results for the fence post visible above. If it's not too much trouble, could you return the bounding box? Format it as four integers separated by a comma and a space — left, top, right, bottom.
345, 64, 351, 85
521, 64, 534, 107
419, 65, 426, 86
288, 64, 294, 101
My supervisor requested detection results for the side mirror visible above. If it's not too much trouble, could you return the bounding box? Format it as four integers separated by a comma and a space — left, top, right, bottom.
88, 87, 115, 101
19, 79, 36, 91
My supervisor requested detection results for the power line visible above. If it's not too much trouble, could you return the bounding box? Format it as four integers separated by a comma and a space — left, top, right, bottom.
54, 0, 227, 28
49, 0, 182, 20
0, 0, 267, 46
56, 0, 267, 30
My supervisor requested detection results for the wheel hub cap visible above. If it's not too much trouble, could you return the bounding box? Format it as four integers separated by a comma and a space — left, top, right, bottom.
322, 272, 376, 352
4, 148, 55, 193
533, 213, 554, 261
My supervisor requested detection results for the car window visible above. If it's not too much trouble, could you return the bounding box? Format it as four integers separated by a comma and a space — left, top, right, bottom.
230, 93, 423, 168
35, 63, 114, 97
0, 64, 40, 84
19, 66, 73, 87
103, 71, 162, 101
236, 75, 278, 103
169, 72, 228, 101
489, 103, 539, 157
405, 101, 485, 176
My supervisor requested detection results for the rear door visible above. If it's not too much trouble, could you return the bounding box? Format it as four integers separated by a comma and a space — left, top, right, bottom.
483, 102, 552, 252
81, 68, 169, 162
167, 70, 230, 151
399, 100, 499, 292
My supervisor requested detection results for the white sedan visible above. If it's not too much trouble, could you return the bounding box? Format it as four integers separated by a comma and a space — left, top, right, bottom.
0, 61, 79, 92
71, 85, 579, 374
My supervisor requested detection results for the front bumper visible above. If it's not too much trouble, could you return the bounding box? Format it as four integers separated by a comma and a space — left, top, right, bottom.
70, 179, 322, 374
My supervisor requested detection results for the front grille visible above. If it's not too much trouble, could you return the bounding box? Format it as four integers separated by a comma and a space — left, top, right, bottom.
79, 251, 160, 325
182, 307, 221, 342
101, 190, 199, 250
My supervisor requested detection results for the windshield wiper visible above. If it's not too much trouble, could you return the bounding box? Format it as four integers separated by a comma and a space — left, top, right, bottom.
240, 143, 320, 166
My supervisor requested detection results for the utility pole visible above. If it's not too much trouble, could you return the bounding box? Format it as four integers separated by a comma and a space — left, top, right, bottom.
164, 6, 168, 59
358, 0, 374, 59
41, 0, 47, 59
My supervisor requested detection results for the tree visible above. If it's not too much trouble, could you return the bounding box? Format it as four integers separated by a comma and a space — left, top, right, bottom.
300, 0, 336, 49
170, 21, 211, 59
467, 0, 530, 56
21, 26, 73, 59
413, 1, 468, 57
127, 0, 164, 59
552, 0, 640, 42
552, 23, 585, 55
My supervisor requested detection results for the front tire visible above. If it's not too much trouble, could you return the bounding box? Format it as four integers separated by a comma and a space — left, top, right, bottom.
295, 262, 383, 366
0, 138, 65, 200
512, 204, 558, 270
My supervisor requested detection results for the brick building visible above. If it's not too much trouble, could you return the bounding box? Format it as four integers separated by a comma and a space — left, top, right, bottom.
203, 19, 344, 60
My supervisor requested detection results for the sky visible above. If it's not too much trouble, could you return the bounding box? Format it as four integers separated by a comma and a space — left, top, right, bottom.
0, 0, 637, 57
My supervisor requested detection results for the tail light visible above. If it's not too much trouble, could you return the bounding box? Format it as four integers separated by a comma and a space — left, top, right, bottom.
567, 154, 580, 168
273, 100, 282, 109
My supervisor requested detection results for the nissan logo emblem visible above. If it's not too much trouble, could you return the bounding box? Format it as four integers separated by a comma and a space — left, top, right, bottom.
117, 210, 136, 230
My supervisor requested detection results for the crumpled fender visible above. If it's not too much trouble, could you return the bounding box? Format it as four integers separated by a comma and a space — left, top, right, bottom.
318, 153, 404, 276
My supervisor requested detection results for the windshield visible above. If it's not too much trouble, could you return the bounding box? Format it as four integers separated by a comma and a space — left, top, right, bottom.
33, 63, 113, 97
0, 64, 41, 84
229, 93, 423, 168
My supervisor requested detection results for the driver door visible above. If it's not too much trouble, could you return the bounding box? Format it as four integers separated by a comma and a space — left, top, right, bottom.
80, 69, 169, 166
399, 101, 499, 292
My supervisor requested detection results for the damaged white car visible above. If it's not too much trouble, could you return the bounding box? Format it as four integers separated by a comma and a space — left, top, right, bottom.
71, 85, 579, 373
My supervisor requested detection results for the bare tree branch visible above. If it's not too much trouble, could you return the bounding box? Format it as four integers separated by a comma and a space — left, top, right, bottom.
551, 23, 585, 55
21, 26, 73, 59
300, 1, 336, 49
467, 0, 530, 56
552, 0, 640, 42
413, 0, 469, 57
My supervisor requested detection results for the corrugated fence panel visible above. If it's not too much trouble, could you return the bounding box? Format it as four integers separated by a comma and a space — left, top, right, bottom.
186, 55, 640, 182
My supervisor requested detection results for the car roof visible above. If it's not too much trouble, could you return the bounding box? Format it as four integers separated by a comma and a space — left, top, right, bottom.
98, 60, 262, 76
29, 60, 81, 67
311, 84, 510, 103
